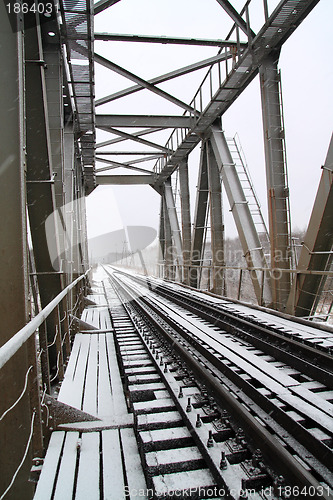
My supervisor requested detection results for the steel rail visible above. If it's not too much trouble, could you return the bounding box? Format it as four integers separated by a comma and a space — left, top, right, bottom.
0, 270, 89, 371
115, 270, 333, 380
109, 270, 331, 499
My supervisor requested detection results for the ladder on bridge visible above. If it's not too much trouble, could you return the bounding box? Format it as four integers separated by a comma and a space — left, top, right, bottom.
227, 135, 270, 258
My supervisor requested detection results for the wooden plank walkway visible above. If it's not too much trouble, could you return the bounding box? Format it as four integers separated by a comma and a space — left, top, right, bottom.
34, 277, 148, 499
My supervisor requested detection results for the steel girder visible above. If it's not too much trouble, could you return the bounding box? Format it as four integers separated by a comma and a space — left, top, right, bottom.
179, 161, 192, 286
96, 115, 194, 129
164, 179, 184, 281
286, 135, 333, 317
190, 143, 209, 288
207, 141, 225, 295
259, 52, 291, 311
210, 126, 272, 306
0, 8, 34, 498
96, 175, 156, 185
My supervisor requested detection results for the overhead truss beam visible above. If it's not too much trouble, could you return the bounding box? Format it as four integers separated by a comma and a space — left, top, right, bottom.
96, 115, 194, 129
97, 126, 171, 153
94, 53, 197, 113
96, 52, 236, 107
96, 175, 155, 185
94, 32, 247, 47
153, 0, 320, 188
96, 127, 165, 149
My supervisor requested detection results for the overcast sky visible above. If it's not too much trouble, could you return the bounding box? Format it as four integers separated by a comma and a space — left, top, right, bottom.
86, 0, 333, 241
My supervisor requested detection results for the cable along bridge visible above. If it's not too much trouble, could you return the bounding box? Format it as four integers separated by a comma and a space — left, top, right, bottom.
0, 1, 332, 499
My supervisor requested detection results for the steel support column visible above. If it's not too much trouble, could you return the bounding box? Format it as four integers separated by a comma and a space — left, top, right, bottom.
259, 52, 291, 311
190, 143, 209, 288
210, 125, 271, 305
207, 142, 225, 295
179, 160, 192, 286
158, 195, 165, 279
162, 193, 175, 280
164, 178, 183, 281
0, 8, 34, 498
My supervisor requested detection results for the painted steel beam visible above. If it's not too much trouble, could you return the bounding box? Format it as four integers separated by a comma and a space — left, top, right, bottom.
96, 115, 194, 129
190, 143, 209, 288
286, 135, 333, 317
94, 0, 121, 15
163, 192, 176, 280
96, 52, 234, 107
179, 160, 192, 286
259, 52, 291, 311
96, 175, 156, 185
95, 32, 246, 47
158, 196, 166, 277
94, 53, 196, 113
210, 125, 271, 306
97, 126, 171, 153
164, 179, 184, 279
215, 0, 255, 38
207, 141, 225, 295
0, 8, 34, 498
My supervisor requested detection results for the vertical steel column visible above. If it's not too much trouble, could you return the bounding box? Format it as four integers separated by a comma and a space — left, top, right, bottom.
179, 160, 192, 285
259, 52, 291, 311
207, 142, 225, 295
158, 195, 165, 278
162, 193, 175, 280
164, 178, 183, 281
190, 142, 209, 288
0, 7, 34, 498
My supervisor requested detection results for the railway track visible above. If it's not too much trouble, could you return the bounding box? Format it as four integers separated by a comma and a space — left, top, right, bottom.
103, 266, 333, 500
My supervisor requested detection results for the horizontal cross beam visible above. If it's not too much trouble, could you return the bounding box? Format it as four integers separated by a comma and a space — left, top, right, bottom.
94, 32, 247, 47
96, 175, 155, 185
96, 115, 194, 129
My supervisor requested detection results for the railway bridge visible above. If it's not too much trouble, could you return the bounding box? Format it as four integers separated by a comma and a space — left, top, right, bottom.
0, 1, 332, 498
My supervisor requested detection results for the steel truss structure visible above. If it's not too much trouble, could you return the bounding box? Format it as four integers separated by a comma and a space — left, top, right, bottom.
0, 1, 332, 497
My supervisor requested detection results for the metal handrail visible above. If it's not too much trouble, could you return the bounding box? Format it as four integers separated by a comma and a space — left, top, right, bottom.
0, 270, 89, 371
